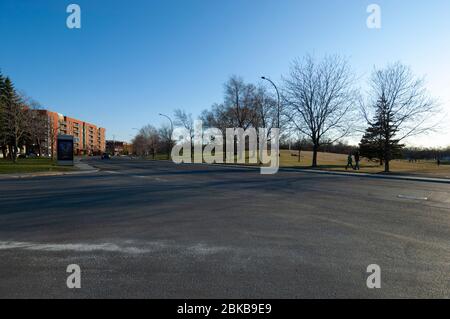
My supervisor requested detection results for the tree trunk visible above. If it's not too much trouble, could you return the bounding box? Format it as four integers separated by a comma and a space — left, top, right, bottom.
384, 159, 390, 173
37, 141, 42, 157
7, 145, 13, 160
12, 144, 18, 163
312, 144, 318, 167
384, 141, 390, 173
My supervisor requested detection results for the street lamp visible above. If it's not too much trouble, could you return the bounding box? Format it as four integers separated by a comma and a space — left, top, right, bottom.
158, 113, 174, 132
261, 76, 281, 129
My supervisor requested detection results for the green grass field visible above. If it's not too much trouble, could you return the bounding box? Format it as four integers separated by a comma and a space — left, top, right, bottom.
0, 158, 75, 174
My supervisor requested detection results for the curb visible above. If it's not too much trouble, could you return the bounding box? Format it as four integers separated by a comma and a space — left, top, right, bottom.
0, 159, 99, 180
281, 168, 450, 184
0, 169, 99, 180
178, 161, 450, 184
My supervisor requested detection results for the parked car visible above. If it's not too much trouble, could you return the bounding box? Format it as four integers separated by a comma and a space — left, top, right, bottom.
101, 153, 111, 160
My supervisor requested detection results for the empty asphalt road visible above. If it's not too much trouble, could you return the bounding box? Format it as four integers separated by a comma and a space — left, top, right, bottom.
0, 157, 449, 298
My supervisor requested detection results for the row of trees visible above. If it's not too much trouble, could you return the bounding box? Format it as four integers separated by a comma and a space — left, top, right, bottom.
128, 55, 440, 172
402, 147, 450, 161
132, 124, 173, 158
132, 108, 202, 158
196, 55, 439, 172
0, 72, 52, 162
132, 56, 440, 172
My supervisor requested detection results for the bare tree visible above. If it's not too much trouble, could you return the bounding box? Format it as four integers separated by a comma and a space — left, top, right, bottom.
158, 123, 174, 159
252, 85, 277, 131
174, 109, 194, 142
224, 76, 257, 130
27, 101, 48, 156
361, 62, 439, 172
200, 103, 232, 134
47, 117, 57, 160
201, 76, 273, 133
137, 125, 161, 159
283, 55, 357, 167
132, 134, 147, 157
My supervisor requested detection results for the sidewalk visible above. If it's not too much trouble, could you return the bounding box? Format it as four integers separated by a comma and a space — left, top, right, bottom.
0, 159, 98, 180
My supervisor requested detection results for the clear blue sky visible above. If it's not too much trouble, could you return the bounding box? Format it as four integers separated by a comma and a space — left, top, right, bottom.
1, 0, 449, 146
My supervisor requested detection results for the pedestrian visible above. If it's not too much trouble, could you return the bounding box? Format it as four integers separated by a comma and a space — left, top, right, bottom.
354, 151, 360, 170
437, 158, 441, 166
346, 153, 353, 170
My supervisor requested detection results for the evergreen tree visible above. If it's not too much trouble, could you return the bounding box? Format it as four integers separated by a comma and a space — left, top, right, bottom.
2, 77, 29, 162
0, 72, 7, 158
359, 116, 384, 165
359, 94, 404, 172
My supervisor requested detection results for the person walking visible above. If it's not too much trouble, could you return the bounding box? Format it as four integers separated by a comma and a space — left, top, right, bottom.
346, 153, 353, 170
354, 151, 361, 170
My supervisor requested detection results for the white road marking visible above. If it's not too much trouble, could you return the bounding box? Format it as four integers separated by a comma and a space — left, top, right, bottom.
0, 240, 229, 256
397, 194, 428, 201
0, 241, 149, 254
133, 175, 168, 182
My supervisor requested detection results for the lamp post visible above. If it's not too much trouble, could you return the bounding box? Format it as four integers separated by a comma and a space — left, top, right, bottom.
158, 113, 174, 132
261, 76, 281, 129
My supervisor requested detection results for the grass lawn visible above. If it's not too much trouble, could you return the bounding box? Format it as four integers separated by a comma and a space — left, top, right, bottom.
197, 149, 450, 178
139, 150, 450, 179
280, 150, 450, 178
0, 158, 75, 175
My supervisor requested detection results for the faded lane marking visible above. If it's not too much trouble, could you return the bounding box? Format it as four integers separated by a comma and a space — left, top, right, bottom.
397, 194, 428, 201
0, 240, 229, 256
0, 241, 150, 254
133, 175, 168, 182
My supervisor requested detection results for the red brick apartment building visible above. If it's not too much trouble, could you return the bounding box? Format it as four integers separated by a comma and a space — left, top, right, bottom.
39, 110, 106, 155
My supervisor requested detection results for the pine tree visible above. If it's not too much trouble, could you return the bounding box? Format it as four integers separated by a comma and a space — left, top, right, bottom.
2, 77, 29, 162
0, 72, 7, 158
359, 116, 384, 165
359, 94, 404, 172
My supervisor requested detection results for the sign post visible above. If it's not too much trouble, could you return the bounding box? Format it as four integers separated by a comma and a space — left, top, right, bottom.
57, 135, 74, 166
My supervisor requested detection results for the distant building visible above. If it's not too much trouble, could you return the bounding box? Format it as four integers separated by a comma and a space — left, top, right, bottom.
39, 110, 106, 156
106, 140, 133, 155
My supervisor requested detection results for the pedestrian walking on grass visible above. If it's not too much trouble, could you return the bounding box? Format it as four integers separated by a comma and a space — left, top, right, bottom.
346, 153, 353, 170
354, 151, 361, 170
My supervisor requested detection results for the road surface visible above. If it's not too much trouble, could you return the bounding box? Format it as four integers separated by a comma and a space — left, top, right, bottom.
0, 157, 449, 298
